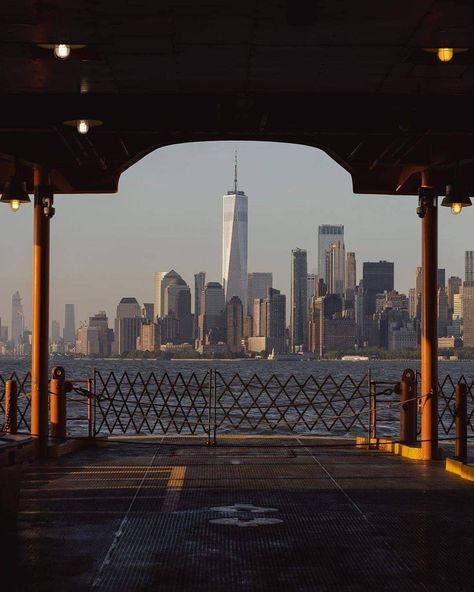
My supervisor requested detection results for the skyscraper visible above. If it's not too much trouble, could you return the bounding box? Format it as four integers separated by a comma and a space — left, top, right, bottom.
290, 248, 308, 352
462, 281, 474, 347
226, 296, 243, 353
113, 297, 142, 355
345, 252, 356, 298
63, 304, 76, 345
194, 272, 206, 337
465, 251, 474, 282
328, 240, 345, 296
51, 320, 61, 342
447, 276, 462, 310
437, 288, 448, 338
198, 282, 226, 344
317, 225, 344, 284
362, 261, 394, 316
89, 311, 112, 357
247, 272, 272, 315
222, 157, 248, 310
11, 291, 24, 345
266, 288, 286, 354
154, 270, 184, 320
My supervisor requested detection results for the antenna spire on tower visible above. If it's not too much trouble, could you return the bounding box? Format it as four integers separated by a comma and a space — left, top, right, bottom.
234, 150, 238, 193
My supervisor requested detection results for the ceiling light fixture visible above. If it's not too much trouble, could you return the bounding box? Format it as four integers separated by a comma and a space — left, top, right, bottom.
63, 119, 103, 135
37, 43, 87, 59
441, 184, 472, 215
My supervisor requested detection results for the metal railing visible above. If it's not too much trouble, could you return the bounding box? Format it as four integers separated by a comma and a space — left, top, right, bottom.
1, 369, 473, 445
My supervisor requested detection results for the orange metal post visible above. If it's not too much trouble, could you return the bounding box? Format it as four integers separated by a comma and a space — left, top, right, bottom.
420, 173, 439, 460
400, 374, 417, 444
4, 379, 18, 434
454, 383, 468, 461
30, 167, 51, 457
50, 367, 67, 441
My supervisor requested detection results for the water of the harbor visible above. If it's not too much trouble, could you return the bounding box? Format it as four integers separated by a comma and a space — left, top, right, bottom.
1, 357, 473, 382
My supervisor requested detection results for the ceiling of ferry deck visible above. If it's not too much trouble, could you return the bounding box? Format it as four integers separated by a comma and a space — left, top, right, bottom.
1, 0, 474, 195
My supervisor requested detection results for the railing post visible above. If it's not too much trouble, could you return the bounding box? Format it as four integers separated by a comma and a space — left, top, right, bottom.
87, 378, 94, 440
369, 379, 377, 441
207, 369, 213, 446
4, 380, 18, 434
454, 383, 468, 462
400, 369, 417, 444
50, 366, 67, 442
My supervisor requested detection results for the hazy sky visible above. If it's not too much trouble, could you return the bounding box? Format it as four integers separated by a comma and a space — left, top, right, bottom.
0, 140, 472, 331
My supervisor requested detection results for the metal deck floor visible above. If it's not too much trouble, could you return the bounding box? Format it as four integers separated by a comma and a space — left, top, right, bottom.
2, 436, 473, 591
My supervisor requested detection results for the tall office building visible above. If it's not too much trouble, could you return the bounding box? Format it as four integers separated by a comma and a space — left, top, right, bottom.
141, 303, 154, 322
466, 251, 474, 282
437, 288, 449, 338
113, 297, 142, 355
290, 248, 308, 351
194, 272, 206, 337
222, 158, 248, 310
154, 270, 192, 342
327, 240, 345, 296
408, 288, 417, 319
362, 261, 394, 316
462, 281, 474, 347
198, 282, 226, 344
447, 276, 462, 310
317, 225, 344, 284
345, 252, 356, 298
247, 272, 272, 315
154, 270, 185, 320
266, 288, 287, 354
51, 320, 61, 342
437, 268, 446, 289
307, 274, 317, 308
226, 296, 243, 353
11, 291, 24, 345
89, 311, 112, 356
453, 293, 464, 320
64, 304, 76, 345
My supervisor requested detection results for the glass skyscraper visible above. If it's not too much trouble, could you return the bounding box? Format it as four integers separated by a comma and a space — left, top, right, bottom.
317, 225, 344, 284
222, 161, 248, 311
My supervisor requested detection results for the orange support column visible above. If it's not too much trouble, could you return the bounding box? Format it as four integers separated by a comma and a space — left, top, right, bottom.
419, 173, 439, 460
30, 167, 54, 457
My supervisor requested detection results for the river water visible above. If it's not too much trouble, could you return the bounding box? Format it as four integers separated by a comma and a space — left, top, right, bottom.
1, 357, 473, 382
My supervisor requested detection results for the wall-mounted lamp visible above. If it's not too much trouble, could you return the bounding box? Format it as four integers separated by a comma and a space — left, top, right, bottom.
0, 168, 30, 212
441, 184, 472, 215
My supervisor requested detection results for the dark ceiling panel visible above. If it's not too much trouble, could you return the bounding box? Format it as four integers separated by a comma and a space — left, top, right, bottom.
0, 0, 474, 195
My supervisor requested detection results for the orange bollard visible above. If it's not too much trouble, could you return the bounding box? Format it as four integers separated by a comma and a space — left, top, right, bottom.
50, 366, 66, 441
399, 369, 417, 444
4, 380, 18, 434
454, 383, 468, 462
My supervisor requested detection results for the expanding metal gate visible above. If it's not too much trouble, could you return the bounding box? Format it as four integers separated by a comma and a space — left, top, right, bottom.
93, 370, 375, 438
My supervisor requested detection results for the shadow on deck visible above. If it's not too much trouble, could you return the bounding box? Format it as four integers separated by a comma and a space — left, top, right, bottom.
2, 436, 474, 591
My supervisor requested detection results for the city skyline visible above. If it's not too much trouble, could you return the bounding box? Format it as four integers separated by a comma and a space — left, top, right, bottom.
1, 141, 473, 327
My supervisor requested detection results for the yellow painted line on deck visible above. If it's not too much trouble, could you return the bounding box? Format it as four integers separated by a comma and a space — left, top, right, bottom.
162, 466, 186, 512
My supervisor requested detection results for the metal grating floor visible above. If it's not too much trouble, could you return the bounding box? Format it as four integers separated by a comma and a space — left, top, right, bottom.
3, 436, 474, 591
